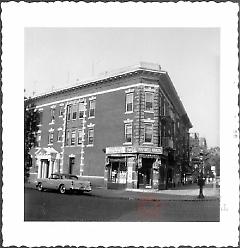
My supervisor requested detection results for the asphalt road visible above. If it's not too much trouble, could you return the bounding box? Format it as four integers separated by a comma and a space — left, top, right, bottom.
24, 188, 220, 222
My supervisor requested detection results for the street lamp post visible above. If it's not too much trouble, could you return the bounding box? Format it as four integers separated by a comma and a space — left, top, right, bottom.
197, 152, 205, 199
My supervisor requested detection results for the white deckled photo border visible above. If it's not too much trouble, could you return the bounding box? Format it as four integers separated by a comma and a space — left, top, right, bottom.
1, 2, 239, 247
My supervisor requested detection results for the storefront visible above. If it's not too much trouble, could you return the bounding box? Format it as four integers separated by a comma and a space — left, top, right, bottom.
105, 146, 168, 190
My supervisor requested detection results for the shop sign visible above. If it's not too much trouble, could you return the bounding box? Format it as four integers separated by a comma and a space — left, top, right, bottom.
106, 146, 163, 155
106, 146, 126, 154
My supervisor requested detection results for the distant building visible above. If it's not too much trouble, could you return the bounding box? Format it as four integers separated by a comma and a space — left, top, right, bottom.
26, 62, 192, 190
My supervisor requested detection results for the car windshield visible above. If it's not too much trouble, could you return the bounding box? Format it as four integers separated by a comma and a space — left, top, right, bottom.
61, 175, 78, 180
50, 174, 60, 179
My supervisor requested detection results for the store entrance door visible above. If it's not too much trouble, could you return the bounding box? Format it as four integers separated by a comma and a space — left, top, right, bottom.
138, 158, 155, 188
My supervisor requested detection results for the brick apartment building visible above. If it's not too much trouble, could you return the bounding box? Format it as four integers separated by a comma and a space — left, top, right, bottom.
27, 62, 192, 190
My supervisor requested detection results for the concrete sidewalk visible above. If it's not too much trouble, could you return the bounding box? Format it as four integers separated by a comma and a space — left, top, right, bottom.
25, 182, 219, 201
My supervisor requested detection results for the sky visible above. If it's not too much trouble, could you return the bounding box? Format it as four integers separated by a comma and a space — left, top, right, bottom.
24, 28, 220, 147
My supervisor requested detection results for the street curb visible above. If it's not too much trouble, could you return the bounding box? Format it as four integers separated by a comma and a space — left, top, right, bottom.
25, 184, 219, 202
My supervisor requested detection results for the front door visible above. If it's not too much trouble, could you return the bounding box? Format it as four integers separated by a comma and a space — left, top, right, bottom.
69, 157, 75, 174
138, 158, 154, 188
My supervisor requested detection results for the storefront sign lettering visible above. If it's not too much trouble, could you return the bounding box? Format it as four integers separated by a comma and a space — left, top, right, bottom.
106, 146, 163, 155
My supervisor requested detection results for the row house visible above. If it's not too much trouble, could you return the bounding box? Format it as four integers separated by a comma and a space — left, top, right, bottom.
27, 62, 192, 190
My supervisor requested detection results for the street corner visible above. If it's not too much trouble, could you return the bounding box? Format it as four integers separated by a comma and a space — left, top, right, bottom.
136, 194, 163, 219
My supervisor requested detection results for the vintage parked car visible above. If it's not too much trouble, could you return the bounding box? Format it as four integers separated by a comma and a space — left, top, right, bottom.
36, 173, 92, 194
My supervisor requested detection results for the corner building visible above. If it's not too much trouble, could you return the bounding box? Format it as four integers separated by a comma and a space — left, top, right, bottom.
29, 62, 192, 190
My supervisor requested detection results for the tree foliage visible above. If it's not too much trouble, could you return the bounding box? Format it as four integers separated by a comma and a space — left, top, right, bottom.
24, 99, 40, 182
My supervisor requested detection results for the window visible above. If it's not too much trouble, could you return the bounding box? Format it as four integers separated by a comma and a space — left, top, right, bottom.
125, 93, 133, 112
67, 105, 72, 121
72, 104, 77, 120
79, 101, 85, 119
59, 106, 64, 117
125, 123, 132, 143
145, 92, 154, 111
88, 128, 94, 145
144, 123, 153, 143
50, 109, 55, 122
89, 99, 96, 118
37, 134, 41, 147
57, 130, 62, 142
48, 131, 54, 144
71, 130, 76, 145
65, 130, 70, 146
39, 111, 43, 125
77, 129, 83, 145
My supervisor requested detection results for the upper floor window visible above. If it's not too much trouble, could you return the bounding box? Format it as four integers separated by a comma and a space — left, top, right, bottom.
77, 129, 83, 145
65, 130, 70, 146
67, 105, 72, 121
59, 106, 64, 117
48, 131, 54, 144
37, 134, 41, 147
79, 101, 85, 119
50, 108, 55, 122
125, 93, 133, 113
57, 130, 62, 142
145, 92, 154, 111
72, 104, 77, 120
125, 123, 132, 143
88, 128, 94, 145
89, 99, 96, 118
144, 123, 153, 143
71, 130, 76, 145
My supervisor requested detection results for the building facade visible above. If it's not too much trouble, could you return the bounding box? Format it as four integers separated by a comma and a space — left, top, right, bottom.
27, 62, 192, 190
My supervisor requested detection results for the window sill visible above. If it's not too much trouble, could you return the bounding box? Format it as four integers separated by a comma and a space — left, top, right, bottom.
88, 116, 95, 119
143, 142, 154, 146
37, 124, 42, 127
125, 111, 133, 114
144, 110, 154, 114
59, 115, 63, 118
123, 142, 132, 145
48, 143, 53, 146
86, 144, 94, 147
49, 121, 55, 125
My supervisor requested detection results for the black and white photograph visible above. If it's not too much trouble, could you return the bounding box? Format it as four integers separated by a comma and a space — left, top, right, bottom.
2, 2, 239, 247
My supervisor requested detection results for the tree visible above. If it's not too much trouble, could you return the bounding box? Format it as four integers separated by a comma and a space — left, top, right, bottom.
24, 98, 40, 182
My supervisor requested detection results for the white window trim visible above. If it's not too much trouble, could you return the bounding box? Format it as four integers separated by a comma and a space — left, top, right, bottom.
125, 88, 135, 93
59, 103, 64, 107
87, 123, 95, 128
89, 96, 96, 101
50, 105, 56, 109
124, 119, 133, 123
143, 118, 155, 123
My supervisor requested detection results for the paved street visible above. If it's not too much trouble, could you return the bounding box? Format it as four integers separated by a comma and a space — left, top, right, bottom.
24, 187, 220, 222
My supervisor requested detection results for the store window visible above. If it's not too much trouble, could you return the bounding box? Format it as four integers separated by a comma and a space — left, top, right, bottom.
145, 92, 154, 111
79, 101, 85, 119
88, 128, 94, 145
107, 158, 127, 184
144, 123, 153, 143
125, 93, 133, 112
77, 129, 83, 145
89, 99, 96, 118
71, 130, 76, 145
125, 123, 132, 143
